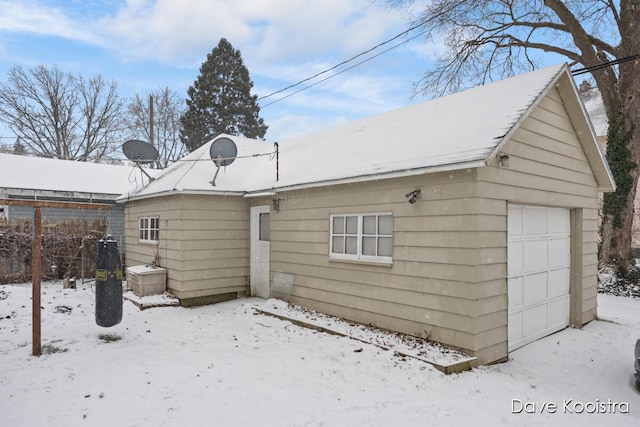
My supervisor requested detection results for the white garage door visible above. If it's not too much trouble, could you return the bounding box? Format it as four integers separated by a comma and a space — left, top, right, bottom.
508, 204, 570, 351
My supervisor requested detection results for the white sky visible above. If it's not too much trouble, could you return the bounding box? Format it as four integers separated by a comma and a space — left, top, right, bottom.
0, 0, 437, 152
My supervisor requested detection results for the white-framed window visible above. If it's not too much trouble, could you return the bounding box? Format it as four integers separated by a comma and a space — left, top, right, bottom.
139, 216, 160, 242
330, 213, 393, 263
0, 205, 7, 220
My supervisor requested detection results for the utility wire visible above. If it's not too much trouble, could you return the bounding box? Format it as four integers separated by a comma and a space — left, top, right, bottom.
571, 53, 639, 76
261, 28, 429, 109
257, 19, 428, 102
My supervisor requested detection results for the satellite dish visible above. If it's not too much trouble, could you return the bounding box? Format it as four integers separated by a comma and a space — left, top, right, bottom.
123, 139, 159, 165
122, 139, 159, 182
209, 137, 238, 186
209, 137, 237, 167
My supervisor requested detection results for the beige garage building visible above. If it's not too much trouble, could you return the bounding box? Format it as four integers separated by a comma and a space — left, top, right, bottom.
118, 63, 614, 365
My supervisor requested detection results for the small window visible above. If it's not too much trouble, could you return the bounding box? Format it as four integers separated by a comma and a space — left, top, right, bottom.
259, 212, 270, 241
139, 216, 160, 242
330, 213, 393, 263
0, 205, 6, 220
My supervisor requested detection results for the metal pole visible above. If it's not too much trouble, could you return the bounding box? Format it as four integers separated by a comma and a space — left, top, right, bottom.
32, 207, 42, 356
275, 142, 279, 181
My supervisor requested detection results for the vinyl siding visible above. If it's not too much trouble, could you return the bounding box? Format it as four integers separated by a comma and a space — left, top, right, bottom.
270, 169, 490, 354
124, 194, 250, 299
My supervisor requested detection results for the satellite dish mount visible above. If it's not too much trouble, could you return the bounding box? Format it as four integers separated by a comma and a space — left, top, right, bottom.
122, 139, 159, 182
209, 137, 238, 186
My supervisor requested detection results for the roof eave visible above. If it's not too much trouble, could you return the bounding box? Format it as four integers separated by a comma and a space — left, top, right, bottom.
270, 160, 486, 193
484, 64, 570, 167
555, 70, 616, 192
116, 188, 247, 203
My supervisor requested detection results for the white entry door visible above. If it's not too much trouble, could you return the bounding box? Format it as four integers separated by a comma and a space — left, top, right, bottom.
250, 205, 271, 298
508, 204, 571, 351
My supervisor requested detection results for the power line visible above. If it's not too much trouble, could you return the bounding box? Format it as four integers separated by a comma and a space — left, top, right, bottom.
258, 19, 428, 104
261, 29, 428, 109
571, 53, 639, 76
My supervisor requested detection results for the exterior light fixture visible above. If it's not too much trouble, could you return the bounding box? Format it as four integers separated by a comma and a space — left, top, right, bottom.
499, 154, 510, 167
405, 189, 422, 204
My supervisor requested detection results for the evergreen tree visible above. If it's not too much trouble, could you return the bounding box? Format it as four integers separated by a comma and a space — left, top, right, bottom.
180, 38, 268, 152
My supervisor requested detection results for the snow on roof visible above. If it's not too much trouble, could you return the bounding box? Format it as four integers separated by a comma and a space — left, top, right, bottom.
120, 64, 593, 201
580, 87, 608, 137
0, 153, 145, 197
275, 64, 565, 189
117, 136, 278, 201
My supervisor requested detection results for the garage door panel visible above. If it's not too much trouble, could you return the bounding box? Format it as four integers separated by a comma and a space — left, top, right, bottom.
508, 311, 523, 345
548, 268, 570, 297
523, 272, 548, 305
549, 238, 570, 267
523, 304, 547, 338
524, 206, 548, 235
549, 208, 570, 233
508, 241, 524, 276
508, 206, 523, 236
549, 236, 571, 266
548, 296, 570, 329
508, 204, 570, 352
508, 277, 523, 306
524, 239, 548, 271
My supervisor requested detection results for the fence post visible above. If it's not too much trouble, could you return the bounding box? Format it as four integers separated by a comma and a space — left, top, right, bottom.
32, 207, 42, 356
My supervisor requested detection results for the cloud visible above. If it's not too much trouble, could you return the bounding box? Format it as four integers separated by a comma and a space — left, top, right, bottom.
0, 0, 414, 86
90, 0, 407, 66
0, 0, 429, 142
0, 0, 104, 45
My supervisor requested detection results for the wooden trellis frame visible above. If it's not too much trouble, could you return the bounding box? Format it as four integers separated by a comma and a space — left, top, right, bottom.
0, 198, 112, 356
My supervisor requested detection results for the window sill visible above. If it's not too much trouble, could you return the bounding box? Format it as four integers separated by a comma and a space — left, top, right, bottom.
328, 257, 393, 268
138, 240, 159, 246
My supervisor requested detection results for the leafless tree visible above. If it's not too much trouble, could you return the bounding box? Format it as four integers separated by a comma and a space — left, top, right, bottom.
0, 65, 125, 161
386, 0, 639, 265
125, 87, 186, 168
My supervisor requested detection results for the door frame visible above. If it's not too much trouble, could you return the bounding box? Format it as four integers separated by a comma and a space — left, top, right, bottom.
250, 205, 270, 297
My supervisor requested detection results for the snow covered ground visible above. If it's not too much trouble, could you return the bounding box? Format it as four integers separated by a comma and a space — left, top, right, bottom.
0, 281, 638, 426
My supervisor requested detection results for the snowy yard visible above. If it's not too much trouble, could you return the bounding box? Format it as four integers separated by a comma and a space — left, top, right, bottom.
0, 282, 638, 426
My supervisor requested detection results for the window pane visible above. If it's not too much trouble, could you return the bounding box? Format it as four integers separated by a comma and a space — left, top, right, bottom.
362, 236, 376, 255
139, 218, 146, 240
151, 217, 159, 229
333, 216, 345, 234
378, 237, 393, 257
378, 215, 393, 235
332, 236, 344, 254
346, 216, 357, 234
259, 213, 270, 241
345, 236, 357, 254
363, 216, 376, 235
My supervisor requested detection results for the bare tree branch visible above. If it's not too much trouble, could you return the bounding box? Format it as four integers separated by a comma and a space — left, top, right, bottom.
0, 65, 125, 161
125, 87, 185, 168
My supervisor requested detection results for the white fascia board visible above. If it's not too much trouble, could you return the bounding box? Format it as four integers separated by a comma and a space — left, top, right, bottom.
269, 160, 486, 193
243, 192, 277, 198
117, 188, 246, 203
